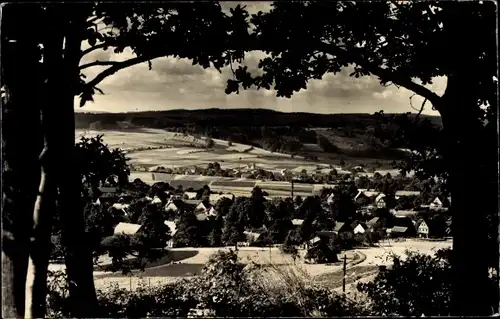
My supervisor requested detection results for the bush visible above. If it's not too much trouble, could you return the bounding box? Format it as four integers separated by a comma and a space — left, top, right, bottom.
46, 250, 361, 318
357, 248, 498, 316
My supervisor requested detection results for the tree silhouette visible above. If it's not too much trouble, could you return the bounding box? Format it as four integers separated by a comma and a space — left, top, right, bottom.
1, 3, 250, 317
224, 2, 496, 315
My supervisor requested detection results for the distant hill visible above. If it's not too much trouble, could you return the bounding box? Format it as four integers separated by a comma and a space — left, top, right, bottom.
75, 108, 442, 129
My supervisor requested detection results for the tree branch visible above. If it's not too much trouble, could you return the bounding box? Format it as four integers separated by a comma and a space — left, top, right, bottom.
409, 93, 428, 123
80, 43, 107, 58
317, 41, 443, 110
79, 60, 121, 70
83, 55, 154, 92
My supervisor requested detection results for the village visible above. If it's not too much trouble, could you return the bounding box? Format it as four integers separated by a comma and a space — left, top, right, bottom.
96, 162, 452, 259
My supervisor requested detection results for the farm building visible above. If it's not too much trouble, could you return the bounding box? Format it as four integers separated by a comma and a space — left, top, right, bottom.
114, 222, 142, 236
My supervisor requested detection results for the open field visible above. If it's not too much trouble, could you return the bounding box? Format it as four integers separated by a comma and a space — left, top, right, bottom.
38, 239, 451, 293
76, 128, 401, 176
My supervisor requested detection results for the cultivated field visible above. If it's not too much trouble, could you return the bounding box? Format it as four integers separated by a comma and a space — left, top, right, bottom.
76, 128, 401, 177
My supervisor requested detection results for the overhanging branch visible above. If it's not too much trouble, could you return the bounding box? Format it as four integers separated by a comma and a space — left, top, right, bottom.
83, 55, 154, 92
79, 60, 121, 70
317, 41, 443, 110
80, 43, 107, 58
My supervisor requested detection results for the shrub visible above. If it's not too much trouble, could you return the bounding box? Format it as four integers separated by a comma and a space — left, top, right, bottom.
46, 250, 361, 318
357, 248, 498, 316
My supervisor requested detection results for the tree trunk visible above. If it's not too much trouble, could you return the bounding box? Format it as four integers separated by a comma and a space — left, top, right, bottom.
58, 17, 99, 317
440, 76, 491, 316
26, 153, 57, 318
38, 12, 98, 317
1, 5, 44, 318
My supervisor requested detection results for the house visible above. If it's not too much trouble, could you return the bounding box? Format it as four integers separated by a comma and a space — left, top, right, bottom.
184, 191, 197, 200
393, 216, 417, 237
165, 199, 185, 213
392, 210, 418, 218
111, 203, 130, 216
292, 219, 304, 226
354, 190, 379, 204
243, 231, 262, 244
367, 217, 382, 229
151, 196, 162, 204
353, 223, 366, 234
394, 190, 421, 199
416, 219, 430, 238
195, 212, 209, 222
114, 222, 142, 236
207, 206, 217, 216
194, 200, 212, 213
429, 196, 450, 211
183, 199, 202, 212
307, 236, 321, 248
333, 221, 353, 234
375, 193, 387, 208
386, 226, 412, 238
316, 230, 337, 238
327, 193, 335, 205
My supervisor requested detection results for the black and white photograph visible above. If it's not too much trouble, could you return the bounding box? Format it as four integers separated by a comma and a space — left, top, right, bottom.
1, 1, 498, 318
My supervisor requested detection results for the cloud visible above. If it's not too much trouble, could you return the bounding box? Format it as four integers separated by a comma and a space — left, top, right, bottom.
77, 24, 445, 116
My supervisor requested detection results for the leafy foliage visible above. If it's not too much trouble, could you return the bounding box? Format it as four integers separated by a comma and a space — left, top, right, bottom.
357, 248, 498, 316
76, 135, 130, 190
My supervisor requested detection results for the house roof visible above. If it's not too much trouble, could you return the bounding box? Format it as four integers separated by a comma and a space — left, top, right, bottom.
99, 187, 117, 193
196, 213, 209, 221
367, 217, 380, 226
391, 226, 409, 233
292, 219, 304, 226
309, 236, 321, 245
184, 191, 197, 199
151, 196, 162, 204
333, 222, 352, 232
184, 199, 202, 206
114, 222, 142, 235
395, 190, 421, 197
316, 230, 337, 237
393, 210, 418, 217
243, 231, 262, 241
375, 193, 386, 202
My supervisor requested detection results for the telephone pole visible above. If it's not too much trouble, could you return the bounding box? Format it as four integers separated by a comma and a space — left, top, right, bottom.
342, 254, 347, 293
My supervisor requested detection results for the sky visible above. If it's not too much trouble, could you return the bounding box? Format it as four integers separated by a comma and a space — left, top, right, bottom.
76, 2, 444, 116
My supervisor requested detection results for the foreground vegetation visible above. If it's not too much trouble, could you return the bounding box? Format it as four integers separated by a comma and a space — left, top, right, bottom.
46, 248, 498, 318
